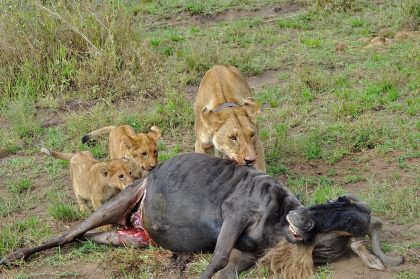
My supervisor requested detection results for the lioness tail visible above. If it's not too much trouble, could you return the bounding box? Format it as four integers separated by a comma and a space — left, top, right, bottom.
81, 126, 116, 144
41, 147, 73, 161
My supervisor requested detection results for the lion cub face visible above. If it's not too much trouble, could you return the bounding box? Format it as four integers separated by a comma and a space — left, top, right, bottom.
201, 99, 260, 166
98, 159, 134, 191
122, 127, 161, 174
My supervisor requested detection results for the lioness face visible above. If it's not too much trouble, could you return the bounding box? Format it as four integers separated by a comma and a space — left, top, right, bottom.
100, 160, 134, 191
123, 127, 161, 175
213, 112, 258, 166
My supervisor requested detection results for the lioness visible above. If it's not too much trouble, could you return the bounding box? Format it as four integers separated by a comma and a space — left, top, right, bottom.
82, 125, 161, 178
41, 148, 134, 211
194, 65, 266, 171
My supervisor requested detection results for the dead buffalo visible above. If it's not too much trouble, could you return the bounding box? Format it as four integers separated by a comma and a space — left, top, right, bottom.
0, 153, 402, 278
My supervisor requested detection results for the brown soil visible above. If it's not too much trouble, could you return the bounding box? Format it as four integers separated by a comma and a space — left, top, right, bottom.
147, 3, 306, 29
288, 149, 419, 192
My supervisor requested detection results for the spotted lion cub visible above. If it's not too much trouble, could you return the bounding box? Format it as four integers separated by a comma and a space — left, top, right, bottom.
41, 148, 134, 211
194, 65, 266, 171
81, 125, 161, 178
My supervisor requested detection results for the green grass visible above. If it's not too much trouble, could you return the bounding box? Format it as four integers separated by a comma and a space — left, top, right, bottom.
287, 174, 347, 205
362, 181, 420, 224
343, 174, 366, 184
0, 216, 51, 255
393, 271, 420, 279
9, 179, 32, 194
48, 203, 83, 222
315, 264, 334, 279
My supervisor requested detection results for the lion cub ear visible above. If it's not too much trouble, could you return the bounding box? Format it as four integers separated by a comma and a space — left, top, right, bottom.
148, 126, 161, 141
123, 135, 134, 150
99, 164, 110, 177
201, 108, 223, 131
243, 97, 260, 120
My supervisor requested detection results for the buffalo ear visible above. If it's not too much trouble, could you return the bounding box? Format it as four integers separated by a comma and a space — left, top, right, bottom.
201, 107, 223, 131
148, 126, 161, 141
243, 97, 260, 120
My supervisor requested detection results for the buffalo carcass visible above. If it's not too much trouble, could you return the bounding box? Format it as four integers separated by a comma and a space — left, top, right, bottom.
1, 153, 402, 278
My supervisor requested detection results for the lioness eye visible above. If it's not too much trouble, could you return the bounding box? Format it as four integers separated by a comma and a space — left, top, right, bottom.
141, 152, 147, 156
250, 132, 255, 138
119, 174, 124, 180
229, 135, 237, 141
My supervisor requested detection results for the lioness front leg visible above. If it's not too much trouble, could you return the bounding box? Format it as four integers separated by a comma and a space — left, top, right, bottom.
254, 138, 266, 172
195, 140, 214, 155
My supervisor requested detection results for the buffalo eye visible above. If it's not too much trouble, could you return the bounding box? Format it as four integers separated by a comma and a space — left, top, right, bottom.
229, 135, 237, 141
306, 220, 314, 230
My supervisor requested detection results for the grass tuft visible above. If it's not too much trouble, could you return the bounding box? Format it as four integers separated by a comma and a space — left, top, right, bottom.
48, 203, 83, 222
362, 182, 420, 224
9, 179, 32, 194
3, 96, 41, 139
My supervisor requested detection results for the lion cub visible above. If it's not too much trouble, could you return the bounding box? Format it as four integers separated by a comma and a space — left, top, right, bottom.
194, 65, 266, 171
41, 148, 134, 211
81, 125, 161, 178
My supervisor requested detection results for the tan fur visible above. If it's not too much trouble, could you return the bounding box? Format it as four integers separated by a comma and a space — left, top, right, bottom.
260, 239, 314, 279
83, 125, 161, 178
41, 148, 134, 211
194, 65, 266, 171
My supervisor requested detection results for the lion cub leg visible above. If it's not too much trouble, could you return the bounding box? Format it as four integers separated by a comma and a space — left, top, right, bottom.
76, 195, 91, 212
91, 197, 104, 211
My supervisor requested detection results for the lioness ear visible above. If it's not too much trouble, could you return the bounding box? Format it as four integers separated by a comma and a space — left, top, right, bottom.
243, 97, 260, 119
123, 135, 134, 150
148, 126, 161, 141
201, 108, 223, 131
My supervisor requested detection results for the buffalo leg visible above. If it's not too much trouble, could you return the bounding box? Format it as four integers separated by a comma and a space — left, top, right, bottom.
350, 237, 385, 270
200, 219, 247, 279
217, 249, 257, 279
0, 179, 146, 265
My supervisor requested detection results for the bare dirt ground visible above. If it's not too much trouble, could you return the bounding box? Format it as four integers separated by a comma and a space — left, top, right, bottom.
146, 2, 305, 29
